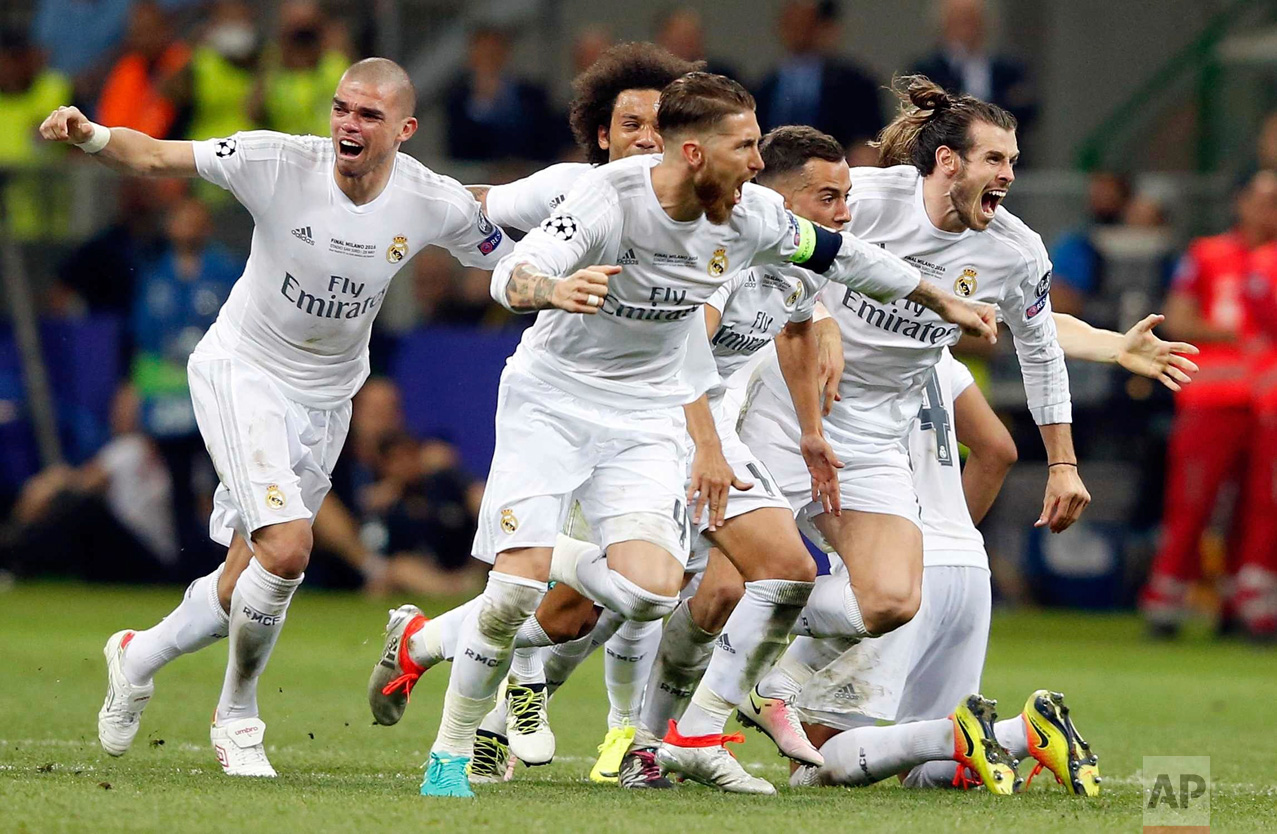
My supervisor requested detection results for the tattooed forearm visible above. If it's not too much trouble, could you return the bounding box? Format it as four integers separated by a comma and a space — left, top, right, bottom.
905, 280, 947, 313
505, 262, 561, 311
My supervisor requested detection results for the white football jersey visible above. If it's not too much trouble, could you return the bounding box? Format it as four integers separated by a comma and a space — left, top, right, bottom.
490, 155, 921, 410
192, 131, 513, 409
910, 350, 987, 569
485, 162, 591, 232
762, 164, 1069, 440
706, 264, 824, 400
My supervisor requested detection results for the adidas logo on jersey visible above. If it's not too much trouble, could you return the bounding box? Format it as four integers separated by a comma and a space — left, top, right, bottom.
618, 248, 639, 265
292, 226, 314, 245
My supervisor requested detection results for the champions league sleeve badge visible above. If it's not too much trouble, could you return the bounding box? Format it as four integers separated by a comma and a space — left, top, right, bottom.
541, 214, 579, 241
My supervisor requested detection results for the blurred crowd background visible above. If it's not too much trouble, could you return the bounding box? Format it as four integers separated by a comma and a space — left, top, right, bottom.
2, 0, 1277, 640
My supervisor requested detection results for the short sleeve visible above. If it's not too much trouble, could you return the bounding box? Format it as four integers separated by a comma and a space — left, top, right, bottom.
486, 163, 585, 232
429, 174, 516, 269
192, 130, 299, 217
707, 271, 749, 313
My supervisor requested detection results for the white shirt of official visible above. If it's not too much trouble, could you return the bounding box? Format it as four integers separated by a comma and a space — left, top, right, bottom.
192, 130, 513, 409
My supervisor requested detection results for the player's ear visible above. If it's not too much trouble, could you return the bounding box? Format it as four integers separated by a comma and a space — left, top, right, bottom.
398, 116, 418, 143
681, 138, 703, 168
597, 125, 610, 154
936, 145, 958, 176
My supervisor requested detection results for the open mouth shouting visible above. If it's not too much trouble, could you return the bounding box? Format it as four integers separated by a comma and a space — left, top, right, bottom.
980, 188, 1007, 219
337, 138, 364, 160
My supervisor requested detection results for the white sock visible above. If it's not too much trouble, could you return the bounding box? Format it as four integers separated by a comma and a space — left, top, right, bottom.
122, 564, 229, 685
677, 579, 812, 737
575, 555, 679, 622
994, 716, 1029, 759
549, 533, 601, 595
817, 719, 954, 786
510, 648, 545, 685
478, 702, 507, 736
215, 559, 302, 723
515, 616, 553, 647
543, 608, 621, 696
409, 598, 477, 665
432, 571, 546, 756
902, 761, 962, 788
757, 635, 847, 700
603, 619, 662, 729
793, 574, 873, 639
674, 685, 735, 737
640, 600, 717, 736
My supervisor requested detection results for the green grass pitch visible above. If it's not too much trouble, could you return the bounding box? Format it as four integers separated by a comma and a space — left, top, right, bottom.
2, 582, 1275, 833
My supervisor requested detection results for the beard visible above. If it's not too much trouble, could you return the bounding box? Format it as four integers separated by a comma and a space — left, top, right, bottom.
948, 173, 985, 231
693, 167, 737, 225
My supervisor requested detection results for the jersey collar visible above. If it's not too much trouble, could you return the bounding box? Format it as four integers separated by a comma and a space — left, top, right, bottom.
329, 154, 400, 215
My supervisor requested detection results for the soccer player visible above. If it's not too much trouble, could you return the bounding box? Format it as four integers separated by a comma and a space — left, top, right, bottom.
367, 42, 703, 778
418, 72, 995, 799
728, 79, 1089, 764
789, 314, 1198, 794
42, 58, 514, 777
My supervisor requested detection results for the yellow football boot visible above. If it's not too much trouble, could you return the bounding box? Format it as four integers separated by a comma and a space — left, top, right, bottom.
951, 694, 1021, 796
590, 725, 636, 783
1022, 690, 1101, 796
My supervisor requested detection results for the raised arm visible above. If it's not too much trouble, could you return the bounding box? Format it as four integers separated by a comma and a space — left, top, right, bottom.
40, 106, 197, 177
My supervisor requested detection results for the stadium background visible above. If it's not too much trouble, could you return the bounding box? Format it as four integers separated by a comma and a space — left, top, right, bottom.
2, 3, 1277, 831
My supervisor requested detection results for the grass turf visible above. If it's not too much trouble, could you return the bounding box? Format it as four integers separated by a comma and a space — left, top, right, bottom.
1, 582, 1275, 833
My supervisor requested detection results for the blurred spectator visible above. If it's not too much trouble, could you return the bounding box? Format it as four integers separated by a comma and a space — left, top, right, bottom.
572, 25, 614, 76
445, 26, 562, 162
408, 246, 460, 327
0, 28, 73, 241
1049, 172, 1131, 315
171, 0, 262, 140
31, 0, 132, 81
360, 430, 484, 592
653, 6, 736, 79
130, 196, 240, 560
909, 0, 1038, 138
754, 1, 883, 151
95, 1, 191, 139
259, 1, 348, 136
50, 177, 183, 317
1140, 170, 1277, 641
4, 385, 179, 582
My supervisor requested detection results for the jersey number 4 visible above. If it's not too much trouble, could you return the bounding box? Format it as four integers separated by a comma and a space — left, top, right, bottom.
918, 369, 954, 467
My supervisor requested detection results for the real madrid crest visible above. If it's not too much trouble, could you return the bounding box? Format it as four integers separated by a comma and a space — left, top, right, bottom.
500, 508, 518, 533
708, 248, 729, 277
953, 268, 978, 297
387, 234, 409, 263
265, 484, 286, 509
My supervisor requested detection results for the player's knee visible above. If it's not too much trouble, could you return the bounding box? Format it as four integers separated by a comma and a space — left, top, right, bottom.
542, 605, 597, 644
693, 578, 745, 633
772, 549, 818, 584
252, 523, 313, 579
860, 583, 921, 635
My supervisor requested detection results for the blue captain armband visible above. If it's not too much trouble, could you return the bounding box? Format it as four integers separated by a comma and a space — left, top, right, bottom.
787, 215, 841, 274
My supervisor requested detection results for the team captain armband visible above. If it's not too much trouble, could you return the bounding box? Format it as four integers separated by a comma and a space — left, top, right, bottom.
786, 215, 841, 274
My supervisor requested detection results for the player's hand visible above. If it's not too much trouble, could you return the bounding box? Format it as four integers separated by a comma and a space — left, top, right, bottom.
943, 298, 998, 344
800, 431, 844, 516
687, 444, 752, 532
40, 105, 95, 145
1117, 314, 1200, 392
551, 265, 618, 314
815, 321, 843, 416
1035, 465, 1090, 533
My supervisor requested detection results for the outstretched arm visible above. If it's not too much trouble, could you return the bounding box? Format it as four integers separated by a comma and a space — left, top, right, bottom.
40, 105, 196, 177
1052, 312, 1199, 391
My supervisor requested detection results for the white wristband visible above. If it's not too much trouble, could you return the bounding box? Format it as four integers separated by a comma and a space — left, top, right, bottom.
73, 123, 111, 154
